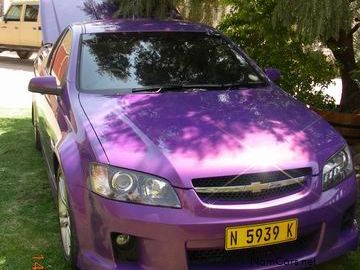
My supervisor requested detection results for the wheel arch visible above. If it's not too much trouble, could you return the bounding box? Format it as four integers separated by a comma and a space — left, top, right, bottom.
54, 133, 90, 266
55, 133, 84, 188
54, 133, 89, 215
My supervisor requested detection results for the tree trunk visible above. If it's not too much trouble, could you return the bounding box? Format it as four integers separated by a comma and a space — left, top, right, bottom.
327, 31, 360, 113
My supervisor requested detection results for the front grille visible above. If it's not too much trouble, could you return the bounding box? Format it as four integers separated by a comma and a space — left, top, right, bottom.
192, 168, 311, 203
197, 183, 303, 202
187, 232, 317, 267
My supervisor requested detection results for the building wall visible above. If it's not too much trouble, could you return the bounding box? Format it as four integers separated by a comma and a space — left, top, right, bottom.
1, 0, 11, 15
4, 0, 10, 12
0, 0, 3, 16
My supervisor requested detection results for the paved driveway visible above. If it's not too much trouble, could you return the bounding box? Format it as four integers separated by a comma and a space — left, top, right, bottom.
0, 52, 34, 112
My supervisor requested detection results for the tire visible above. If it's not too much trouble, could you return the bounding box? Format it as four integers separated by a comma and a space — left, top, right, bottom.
32, 106, 41, 151
16, 51, 32, 59
33, 125, 41, 151
57, 168, 80, 269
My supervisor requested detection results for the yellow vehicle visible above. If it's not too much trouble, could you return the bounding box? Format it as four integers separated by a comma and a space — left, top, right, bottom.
0, 0, 42, 59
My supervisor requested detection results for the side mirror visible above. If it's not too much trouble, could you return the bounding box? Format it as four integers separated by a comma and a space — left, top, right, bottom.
265, 68, 281, 82
28, 76, 62, 95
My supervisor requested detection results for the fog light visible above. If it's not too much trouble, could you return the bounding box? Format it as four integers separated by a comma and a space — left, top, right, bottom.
115, 234, 131, 246
112, 233, 138, 262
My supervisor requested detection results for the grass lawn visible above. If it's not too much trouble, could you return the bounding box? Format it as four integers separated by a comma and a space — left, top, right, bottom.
0, 108, 358, 270
0, 109, 71, 270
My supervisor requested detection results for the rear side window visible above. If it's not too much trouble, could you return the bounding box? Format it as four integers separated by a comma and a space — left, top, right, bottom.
50, 31, 72, 85
24, 5, 39, 22
5, 5, 22, 21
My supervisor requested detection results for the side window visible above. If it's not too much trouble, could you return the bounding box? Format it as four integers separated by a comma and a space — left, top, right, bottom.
46, 28, 69, 72
50, 31, 72, 85
5, 5, 22, 21
24, 5, 39, 22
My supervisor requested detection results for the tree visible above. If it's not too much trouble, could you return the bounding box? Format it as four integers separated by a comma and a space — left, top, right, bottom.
219, 0, 337, 110
273, 0, 360, 112
83, 0, 223, 25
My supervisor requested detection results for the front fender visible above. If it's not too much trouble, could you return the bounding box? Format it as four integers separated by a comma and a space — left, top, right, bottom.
56, 132, 87, 210
56, 131, 114, 267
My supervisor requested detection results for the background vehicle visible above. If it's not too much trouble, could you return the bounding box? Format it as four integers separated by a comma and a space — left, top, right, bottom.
0, 0, 41, 59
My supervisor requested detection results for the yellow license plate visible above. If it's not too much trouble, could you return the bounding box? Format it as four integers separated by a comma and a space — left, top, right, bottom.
225, 219, 298, 250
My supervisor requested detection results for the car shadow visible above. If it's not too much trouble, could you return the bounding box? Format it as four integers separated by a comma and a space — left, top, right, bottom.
0, 53, 34, 72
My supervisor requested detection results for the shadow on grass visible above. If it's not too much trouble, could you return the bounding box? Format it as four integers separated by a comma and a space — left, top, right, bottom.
0, 116, 71, 270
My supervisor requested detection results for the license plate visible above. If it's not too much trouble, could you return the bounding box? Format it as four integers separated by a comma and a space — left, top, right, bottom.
225, 219, 298, 250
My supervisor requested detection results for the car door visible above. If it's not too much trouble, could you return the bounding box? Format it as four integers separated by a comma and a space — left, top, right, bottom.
36, 29, 72, 184
0, 4, 23, 45
21, 4, 42, 47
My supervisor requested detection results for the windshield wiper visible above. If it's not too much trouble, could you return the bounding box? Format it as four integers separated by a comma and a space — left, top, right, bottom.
132, 84, 188, 93
216, 81, 267, 88
132, 84, 224, 93
132, 82, 267, 93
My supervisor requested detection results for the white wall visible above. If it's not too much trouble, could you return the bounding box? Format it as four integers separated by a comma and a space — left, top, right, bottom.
4, 0, 10, 11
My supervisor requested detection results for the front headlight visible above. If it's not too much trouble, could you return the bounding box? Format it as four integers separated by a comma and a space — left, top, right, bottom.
89, 163, 181, 208
322, 146, 354, 191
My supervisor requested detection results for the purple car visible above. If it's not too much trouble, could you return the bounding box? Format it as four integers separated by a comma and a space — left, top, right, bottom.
29, 1, 358, 269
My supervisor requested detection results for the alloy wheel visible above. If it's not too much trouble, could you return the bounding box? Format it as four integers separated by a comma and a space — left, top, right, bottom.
58, 173, 72, 258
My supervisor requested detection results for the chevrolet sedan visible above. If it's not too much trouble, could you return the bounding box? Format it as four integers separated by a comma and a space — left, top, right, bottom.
29, 19, 358, 270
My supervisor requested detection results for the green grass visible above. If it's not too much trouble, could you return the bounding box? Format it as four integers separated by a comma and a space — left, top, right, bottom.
0, 109, 358, 270
0, 111, 71, 270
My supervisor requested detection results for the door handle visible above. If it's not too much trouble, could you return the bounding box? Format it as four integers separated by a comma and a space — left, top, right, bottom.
33, 27, 37, 30
14, 26, 18, 30
1, 26, 7, 29
38, 26, 42, 30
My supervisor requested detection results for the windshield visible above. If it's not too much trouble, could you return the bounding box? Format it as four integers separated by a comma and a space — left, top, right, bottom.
79, 32, 267, 93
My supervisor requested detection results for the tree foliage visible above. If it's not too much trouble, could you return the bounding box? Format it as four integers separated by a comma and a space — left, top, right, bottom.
114, 0, 178, 19
83, 0, 224, 25
179, 0, 225, 25
273, 0, 360, 112
219, 0, 337, 110
273, 0, 353, 43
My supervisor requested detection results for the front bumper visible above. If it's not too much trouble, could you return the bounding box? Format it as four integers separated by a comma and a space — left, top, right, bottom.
72, 175, 358, 270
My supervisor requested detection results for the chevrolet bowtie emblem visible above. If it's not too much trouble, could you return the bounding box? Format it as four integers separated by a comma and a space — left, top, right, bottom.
248, 182, 267, 193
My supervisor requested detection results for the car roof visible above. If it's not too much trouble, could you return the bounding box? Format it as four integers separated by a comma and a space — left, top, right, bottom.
81, 19, 214, 35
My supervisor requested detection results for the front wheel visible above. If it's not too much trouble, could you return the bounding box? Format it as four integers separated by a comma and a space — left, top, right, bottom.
32, 106, 41, 151
33, 124, 41, 151
57, 168, 79, 269
16, 51, 32, 59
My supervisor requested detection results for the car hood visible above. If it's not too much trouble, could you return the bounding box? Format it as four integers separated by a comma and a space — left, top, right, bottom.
79, 87, 345, 188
